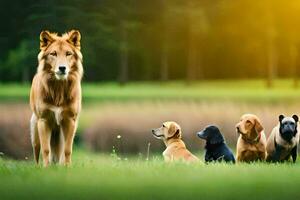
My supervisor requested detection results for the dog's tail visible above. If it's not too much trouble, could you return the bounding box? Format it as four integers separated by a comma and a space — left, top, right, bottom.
30, 114, 40, 164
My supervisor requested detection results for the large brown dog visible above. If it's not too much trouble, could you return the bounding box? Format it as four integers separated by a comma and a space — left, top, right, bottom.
152, 121, 199, 163
30, 30, 83, 167
235, 114, 267, 162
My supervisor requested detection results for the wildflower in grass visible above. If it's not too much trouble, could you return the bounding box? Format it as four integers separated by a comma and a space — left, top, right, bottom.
110, 146, 121, 160
116, 134, 122, 158
111, 146, 117, 156
146, 142, 151, 161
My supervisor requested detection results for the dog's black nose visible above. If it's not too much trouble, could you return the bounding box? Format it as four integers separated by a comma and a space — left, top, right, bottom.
59, 66, 66, 73
151, 129, 155, 133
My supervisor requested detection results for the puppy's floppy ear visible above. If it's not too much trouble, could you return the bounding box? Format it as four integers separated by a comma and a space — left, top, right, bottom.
279, 115, 285, 122
168, 123, 181, 139
210, 131, 224, 144
173, 129, 181, 139
254, 118, 263, 133
292, 115, 299, 123
40, 30, 54, 50
67, 30, 81, 49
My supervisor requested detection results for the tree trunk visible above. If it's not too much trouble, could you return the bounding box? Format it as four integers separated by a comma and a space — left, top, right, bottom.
290, 45, 298, 88
266, 36, 277, 88
22, 67, 29, 84
160, 2, 169, 82
119, 21, 129, 86
187, 37, 197, 83
186, 2, 197, 84
160, 39, 169, 81
266, 1, 277, 88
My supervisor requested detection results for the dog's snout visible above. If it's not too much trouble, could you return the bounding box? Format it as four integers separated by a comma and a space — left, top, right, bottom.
236, 126, 240, 131
59, 66, 66, 73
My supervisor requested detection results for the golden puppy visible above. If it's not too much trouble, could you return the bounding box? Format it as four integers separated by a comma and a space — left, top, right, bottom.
235, 114, 267, 162
152, 121, 199, 163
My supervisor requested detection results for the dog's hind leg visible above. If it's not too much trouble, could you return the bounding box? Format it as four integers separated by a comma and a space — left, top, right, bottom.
57, 131, 65, 164
50, 128, 64, 164
30, 114, 40, 164
291, 145, 297, 163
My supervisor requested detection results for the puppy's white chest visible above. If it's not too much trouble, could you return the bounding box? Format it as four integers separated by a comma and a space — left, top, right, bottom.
50, 106, 63, 125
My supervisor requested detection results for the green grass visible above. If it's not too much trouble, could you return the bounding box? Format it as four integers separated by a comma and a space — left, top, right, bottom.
1, 80, 300, 199
1, 79, 300, 103
1, 150, 300, 200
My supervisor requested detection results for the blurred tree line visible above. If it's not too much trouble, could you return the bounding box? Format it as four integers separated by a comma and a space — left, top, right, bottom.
1, 0, 300, 85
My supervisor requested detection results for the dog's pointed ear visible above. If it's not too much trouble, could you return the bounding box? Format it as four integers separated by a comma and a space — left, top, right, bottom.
279, 115, 285, 122
292, 115, 299, 123
40, 30, 54, 50
255, 118, 263, 133
168, 123, 181, 139
67, 30, 81, 49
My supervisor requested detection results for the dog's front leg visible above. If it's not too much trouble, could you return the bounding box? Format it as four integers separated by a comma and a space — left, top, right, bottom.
236, 150, 243, 162
272, 145, 283, 162
37, 119, 51, 167
258, 151, 266, 161
205, 152, 213, 163
291, 145, 297, 163
61, 117, 76, 166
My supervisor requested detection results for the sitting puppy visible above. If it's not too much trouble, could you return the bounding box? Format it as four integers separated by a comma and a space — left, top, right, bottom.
236, 114, 267, 162
152, 121, 199, 163
266, 115, 299, 163
197, 125, 235, 163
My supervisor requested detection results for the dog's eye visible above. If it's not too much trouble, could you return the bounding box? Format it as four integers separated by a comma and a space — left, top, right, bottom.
162, 124, 166, 128
66, 51, 73, 56
50, 51, 57, 56
246, 120, 251, 124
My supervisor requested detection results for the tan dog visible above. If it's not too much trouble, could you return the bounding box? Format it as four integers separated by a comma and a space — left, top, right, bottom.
152, 121, 199, 163
30, 30, 83, 167
266, 115, 299, 163
235, 114, 267, 162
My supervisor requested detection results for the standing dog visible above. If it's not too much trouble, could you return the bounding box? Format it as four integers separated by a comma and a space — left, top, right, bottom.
30, 30, 83, 166
197, 125, 235, 163
266, 115, 299, 163
235, 114, 267, 162
152, 121, 199, 163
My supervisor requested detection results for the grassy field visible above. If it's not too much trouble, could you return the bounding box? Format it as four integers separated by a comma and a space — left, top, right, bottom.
1, 80, 300, 200
1, 150, 300, 200
1, 79, 300, 103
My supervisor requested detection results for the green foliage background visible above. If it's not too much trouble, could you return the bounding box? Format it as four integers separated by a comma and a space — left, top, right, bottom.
1, 0, 300, 82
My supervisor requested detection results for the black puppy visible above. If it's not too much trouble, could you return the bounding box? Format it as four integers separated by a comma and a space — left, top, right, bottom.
197, 125, 235, 163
